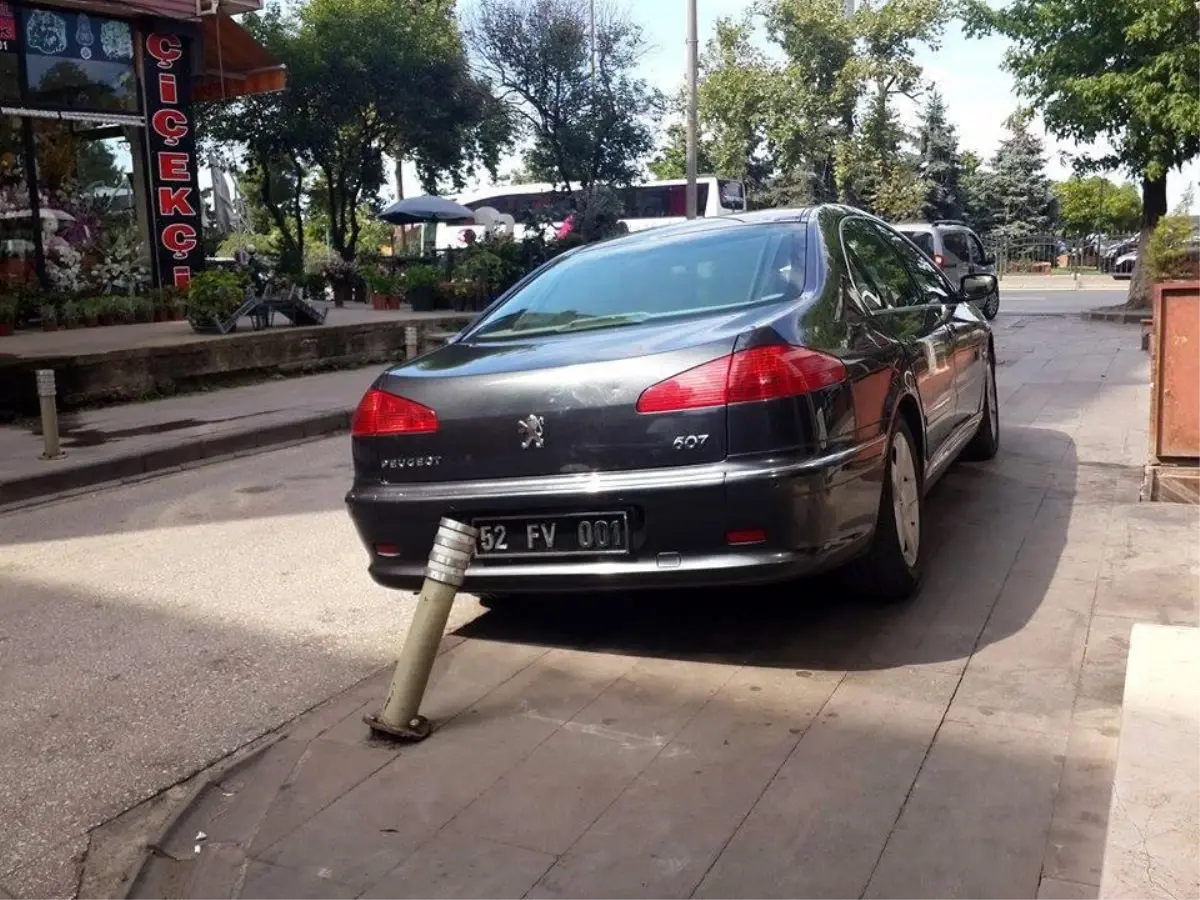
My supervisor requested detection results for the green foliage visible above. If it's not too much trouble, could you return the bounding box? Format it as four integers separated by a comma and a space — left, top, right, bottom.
184, 270, 249, 325
468, 0, 662, 191
200, 0, 511, 270
983, 111, 1057, 240
1052, 177, 1143, 237
0, 294, 16, 323
1147, 214, 1199, 281
916, 89, 962, 221
217, 232, 279, 257
403, 264, 442, 291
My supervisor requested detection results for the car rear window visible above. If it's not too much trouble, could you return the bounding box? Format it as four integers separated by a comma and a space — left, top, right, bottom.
942, 231, 972, 262
469, 224, 805, 340
900, 230, 934, 256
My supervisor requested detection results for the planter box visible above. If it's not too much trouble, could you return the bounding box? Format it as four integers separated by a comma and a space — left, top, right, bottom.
1144, 281, 1200, 504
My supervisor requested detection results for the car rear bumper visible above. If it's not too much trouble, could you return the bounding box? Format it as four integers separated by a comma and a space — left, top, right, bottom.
345, 437, 886, 593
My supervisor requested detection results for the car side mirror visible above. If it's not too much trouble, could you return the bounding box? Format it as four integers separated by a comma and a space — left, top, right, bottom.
960, 273, 997, 303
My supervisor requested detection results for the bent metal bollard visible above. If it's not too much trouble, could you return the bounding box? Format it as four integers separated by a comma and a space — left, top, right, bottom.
36, 369, 66, 461
365, 517, 478, 741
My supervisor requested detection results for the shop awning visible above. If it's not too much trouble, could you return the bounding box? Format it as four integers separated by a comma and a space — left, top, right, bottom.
194, 13, 286, 103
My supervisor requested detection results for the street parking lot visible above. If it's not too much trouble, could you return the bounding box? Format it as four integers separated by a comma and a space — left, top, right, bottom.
1, 311, 1197, 899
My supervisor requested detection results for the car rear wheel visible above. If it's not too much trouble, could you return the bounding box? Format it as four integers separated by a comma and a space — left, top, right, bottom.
962, 358, 1000, 461
841, 418, 924, 603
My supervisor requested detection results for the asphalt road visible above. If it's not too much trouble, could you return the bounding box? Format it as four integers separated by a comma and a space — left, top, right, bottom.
998, 285, 1128, 317
0, 439, 481, 893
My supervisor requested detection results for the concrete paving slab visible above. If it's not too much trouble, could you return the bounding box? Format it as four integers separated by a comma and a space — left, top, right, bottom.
530, 666, 839, 898
1038, 876, 1100, 899
453, 658, 734, 856
1099, 625, 1200, 899
362, 828, 555, 899
695, 669, 957, 898
256, 648, 630, 890
864, 719, 1067, 899
241, 859, 357, 899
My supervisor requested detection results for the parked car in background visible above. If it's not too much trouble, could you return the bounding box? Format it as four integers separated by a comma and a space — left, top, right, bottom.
1100, 236, 1139, 273
893, 220, 999, 319
346, 205, 1000, 605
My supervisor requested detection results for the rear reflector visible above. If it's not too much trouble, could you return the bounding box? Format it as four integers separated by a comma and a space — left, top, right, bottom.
351, 388, 438, 436
726, 529, 766, 545
374, 543, 401, 557
636, 345, 847, 414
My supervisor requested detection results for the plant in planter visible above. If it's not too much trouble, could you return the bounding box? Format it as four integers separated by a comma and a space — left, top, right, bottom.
59, 299, 80, 329
109, 295, 135, 325
1148, 212, 1200, 283
0, 295, 16, 336
185, 269, 249, 333
324, 257, 359, 308
455, 250, 506, 310
39, 302, 59, 331
80, 297, 101, 327
364, 268, 393, 310
404, 264, 442, 312
132, 295, 154, 323
387, 274, 407, 309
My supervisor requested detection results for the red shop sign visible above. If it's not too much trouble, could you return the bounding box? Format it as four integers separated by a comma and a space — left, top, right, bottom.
141, 30, 203, 289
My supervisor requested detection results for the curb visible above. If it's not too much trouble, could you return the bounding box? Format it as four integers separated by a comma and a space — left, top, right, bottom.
0, 410, 352, 508
121, 735, 285, 900
1082, 307, 1147, 324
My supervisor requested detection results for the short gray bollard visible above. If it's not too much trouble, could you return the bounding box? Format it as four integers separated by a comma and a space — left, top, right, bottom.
365, 517, 478, 741
36, 369, 66, 461
405, 325, 419, 360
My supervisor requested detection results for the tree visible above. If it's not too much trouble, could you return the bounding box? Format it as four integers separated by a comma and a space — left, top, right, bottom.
916, 89, 962, 221
468, 0, 662, 193
200, 0, 511, 270
1053, 176, 1143, 237
959, 150, 998, 234
987, 111, 1056, 241
966, 0, 1200, 307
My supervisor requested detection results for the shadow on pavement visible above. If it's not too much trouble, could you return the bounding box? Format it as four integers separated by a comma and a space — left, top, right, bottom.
457, 425, 1080, 673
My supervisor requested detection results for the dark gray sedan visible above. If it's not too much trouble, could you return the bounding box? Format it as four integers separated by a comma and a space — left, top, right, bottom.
346, 205, 999, 603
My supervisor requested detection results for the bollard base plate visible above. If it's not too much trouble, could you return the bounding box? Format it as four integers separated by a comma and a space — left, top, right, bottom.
39, 451, 66, 461
364, 713, 431, 742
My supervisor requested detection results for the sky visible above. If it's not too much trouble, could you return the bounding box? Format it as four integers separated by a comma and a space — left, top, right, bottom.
397, 0, 1198, 212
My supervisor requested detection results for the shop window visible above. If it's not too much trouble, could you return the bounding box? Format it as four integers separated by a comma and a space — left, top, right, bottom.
31, 118, 146, 294
21, 7, 137, 113
0, 2, 18, 102
0, 114, 38, 291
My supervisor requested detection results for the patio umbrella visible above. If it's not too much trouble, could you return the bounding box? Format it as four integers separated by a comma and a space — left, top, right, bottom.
0, 208, 75, 222
377, 195, 476, 225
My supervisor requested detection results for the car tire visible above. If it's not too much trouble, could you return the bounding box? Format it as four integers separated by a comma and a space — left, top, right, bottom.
842, 417, 924, 604
962, 357, 1000, 461
981, 291, 1000, 320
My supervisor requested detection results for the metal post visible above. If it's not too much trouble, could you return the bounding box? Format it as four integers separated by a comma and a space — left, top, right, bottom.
685, 0, 699, 220
365, 518, 478, 742
36, 369, 65, 461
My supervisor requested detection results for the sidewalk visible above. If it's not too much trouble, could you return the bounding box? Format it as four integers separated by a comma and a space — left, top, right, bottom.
0, 366, 379, 507
1001, 274, 1128, 292
86, 315, 1198, 900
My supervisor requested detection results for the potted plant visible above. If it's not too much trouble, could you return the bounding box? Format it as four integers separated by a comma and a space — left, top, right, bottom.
185, 269, 249, 333
365, 268, 392, 310
387, 274, 406, 309
324, 258, 359, 308
110, 295, 135, 325
404, 264, 442, 312
39, 301, 59, 331
0, 295, 15, 336
81, 297, 100, 328
133, 296, 153, 323
60, 300, 80, 329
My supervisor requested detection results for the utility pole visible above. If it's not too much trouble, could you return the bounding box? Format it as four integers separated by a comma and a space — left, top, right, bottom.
685, 0, 699, 219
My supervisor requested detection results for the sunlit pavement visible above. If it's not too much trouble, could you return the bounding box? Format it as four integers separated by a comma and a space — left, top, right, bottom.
1, 313, 1196, 899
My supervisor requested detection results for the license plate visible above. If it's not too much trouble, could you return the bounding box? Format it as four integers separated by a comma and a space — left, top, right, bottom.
472, 511, 630, 559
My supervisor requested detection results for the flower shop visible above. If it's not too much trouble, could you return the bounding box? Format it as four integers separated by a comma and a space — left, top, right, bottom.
0, 0, 283, 335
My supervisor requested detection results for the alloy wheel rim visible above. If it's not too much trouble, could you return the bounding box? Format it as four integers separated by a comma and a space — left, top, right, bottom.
891, 433, 920, 568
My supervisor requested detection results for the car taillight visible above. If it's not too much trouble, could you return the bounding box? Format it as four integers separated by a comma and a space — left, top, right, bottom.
351, 388, 438, 436
636, 345, 847, 414
933, 253, 946, 268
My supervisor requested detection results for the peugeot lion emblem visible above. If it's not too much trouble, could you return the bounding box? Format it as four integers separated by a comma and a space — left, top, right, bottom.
517, 414, 545, 449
